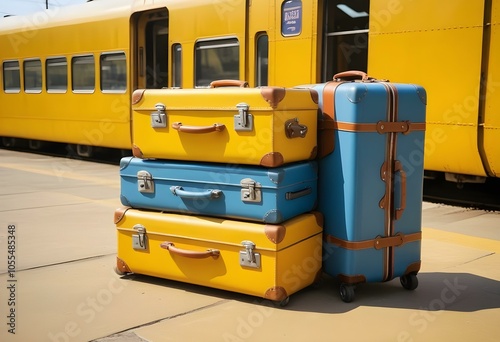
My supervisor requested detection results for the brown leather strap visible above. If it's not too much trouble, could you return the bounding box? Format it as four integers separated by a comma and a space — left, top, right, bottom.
333, 121, 426, 133
317, 81, 343, 157
324, 232, 422, 250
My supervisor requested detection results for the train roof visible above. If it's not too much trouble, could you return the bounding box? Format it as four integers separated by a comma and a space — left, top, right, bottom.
0, 0, 218, 33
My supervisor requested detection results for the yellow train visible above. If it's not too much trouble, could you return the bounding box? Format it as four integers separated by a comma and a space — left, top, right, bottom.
0, 0, 498, 183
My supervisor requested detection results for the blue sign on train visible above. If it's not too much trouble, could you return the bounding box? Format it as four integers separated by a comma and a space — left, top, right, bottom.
282, 0, 302, 37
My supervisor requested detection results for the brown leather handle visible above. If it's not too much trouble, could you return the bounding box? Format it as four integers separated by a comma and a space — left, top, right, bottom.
209, 79, 249, 88
160, 242, 220, 259
333, 70, 370, 81
394, 160, 407, 220
171, 122, 225, 133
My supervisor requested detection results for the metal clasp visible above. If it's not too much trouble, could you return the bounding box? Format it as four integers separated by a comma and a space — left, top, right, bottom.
239, 240, 261, 268
151, 103, 167, 128
240, 178, 262, 203
234, 102, 253, 131
285, 118, 308, 138
132, 224, 148, 250
137, 170, 154, 193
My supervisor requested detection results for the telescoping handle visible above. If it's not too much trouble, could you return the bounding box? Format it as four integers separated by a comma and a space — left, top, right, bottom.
210, 79, 249, 88
171, 122, 225, 133
160, 242, 220, 259
170, 186, 222, 200
333, 70, 373, 82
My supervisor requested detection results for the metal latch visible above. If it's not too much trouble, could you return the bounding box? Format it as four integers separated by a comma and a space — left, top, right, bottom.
234, 102, 253, 131
239, 240, 261, 268
285, 118, 308, 138
137, 170, 154, 193
132, 224, 148, 250
151, 103, 167, 128
240, 178, 262, 203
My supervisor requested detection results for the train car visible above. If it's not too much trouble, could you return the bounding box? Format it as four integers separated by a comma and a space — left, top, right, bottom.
1, 0, 498, 183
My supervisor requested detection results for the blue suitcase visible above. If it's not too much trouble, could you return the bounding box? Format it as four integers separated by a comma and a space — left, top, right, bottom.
313, 71, 426, 302
120, 157, 317, 224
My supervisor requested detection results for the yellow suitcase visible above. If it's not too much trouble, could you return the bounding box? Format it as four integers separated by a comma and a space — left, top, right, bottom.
115, 207, 323, 305
131, 84, 318, 167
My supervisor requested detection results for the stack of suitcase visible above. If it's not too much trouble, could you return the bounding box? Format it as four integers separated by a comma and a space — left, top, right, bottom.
115, 72, 427, 304
114, 81, 323, 305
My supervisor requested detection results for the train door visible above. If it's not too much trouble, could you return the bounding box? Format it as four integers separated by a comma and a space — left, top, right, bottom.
321, 0, 370, 81
132, 8, 169, 89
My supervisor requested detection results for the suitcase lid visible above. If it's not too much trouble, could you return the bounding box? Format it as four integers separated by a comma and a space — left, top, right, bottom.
115, 207, 323, 251
120, 157, 317, 189
312, 82, 426, 125
132, 86, 318, 112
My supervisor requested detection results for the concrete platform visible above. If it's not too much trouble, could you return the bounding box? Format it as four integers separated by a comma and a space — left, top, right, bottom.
0, 149, 499, 342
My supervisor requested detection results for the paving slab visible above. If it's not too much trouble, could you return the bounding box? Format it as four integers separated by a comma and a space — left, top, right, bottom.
0, 255, 224, 342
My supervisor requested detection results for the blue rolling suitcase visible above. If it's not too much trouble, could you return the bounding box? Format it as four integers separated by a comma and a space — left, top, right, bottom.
314, 71, 426, 302
120, 157, 317, 224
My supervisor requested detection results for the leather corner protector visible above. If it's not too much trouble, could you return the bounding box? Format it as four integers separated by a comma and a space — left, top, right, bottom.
114, 207, 130, 224
404, 261, 421, 275
260, 152, 284, 167
309, 88, 319, 104
311, 211, 324, 228
309, 145, 318, 160
265, 224, 286, 244
132, 144, 144, 158
264, 286, 288, 301
132, 89, 146, 105
116, 257, 132, 275
260, 87, 286, 108
337, 273, 366, 285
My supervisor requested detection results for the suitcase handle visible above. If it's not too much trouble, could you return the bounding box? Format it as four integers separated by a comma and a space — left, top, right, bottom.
210, 79, 249, 88
333, 70, 372, 81
172, 122, 226, 133
394, 160, 407, 220
285, 187, 312, 200
170, 186, 222, 200
160, 242, 220, 259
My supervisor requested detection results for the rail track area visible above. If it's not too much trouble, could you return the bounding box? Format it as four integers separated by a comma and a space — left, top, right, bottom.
0, 149, 499, 342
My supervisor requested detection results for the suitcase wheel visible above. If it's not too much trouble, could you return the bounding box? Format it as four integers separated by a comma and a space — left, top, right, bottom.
400, 273, 418, 291
114, 266, 128, 276
274, 296, 290, 307
339, 283, 355, 303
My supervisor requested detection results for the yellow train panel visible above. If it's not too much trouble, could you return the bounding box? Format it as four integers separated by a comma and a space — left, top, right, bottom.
368, 0, 487, 176
483, 2, 500, 177
369, 0, 482, 33
115, 208, 323, 302
271, 0, 317, 87
0, 87, 131, 149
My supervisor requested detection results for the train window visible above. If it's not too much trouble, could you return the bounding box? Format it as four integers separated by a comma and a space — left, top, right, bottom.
172, 43, 182, 88
24, 59, 42, 93
195, 38, 239, 87
3, 61, 21, 93
145, 20, 168, 89
72, 55, 95, 92
322, 0, 369, 81
100, 53, 126, 92
46, 57, 68, 92
256, 34, 269, 86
